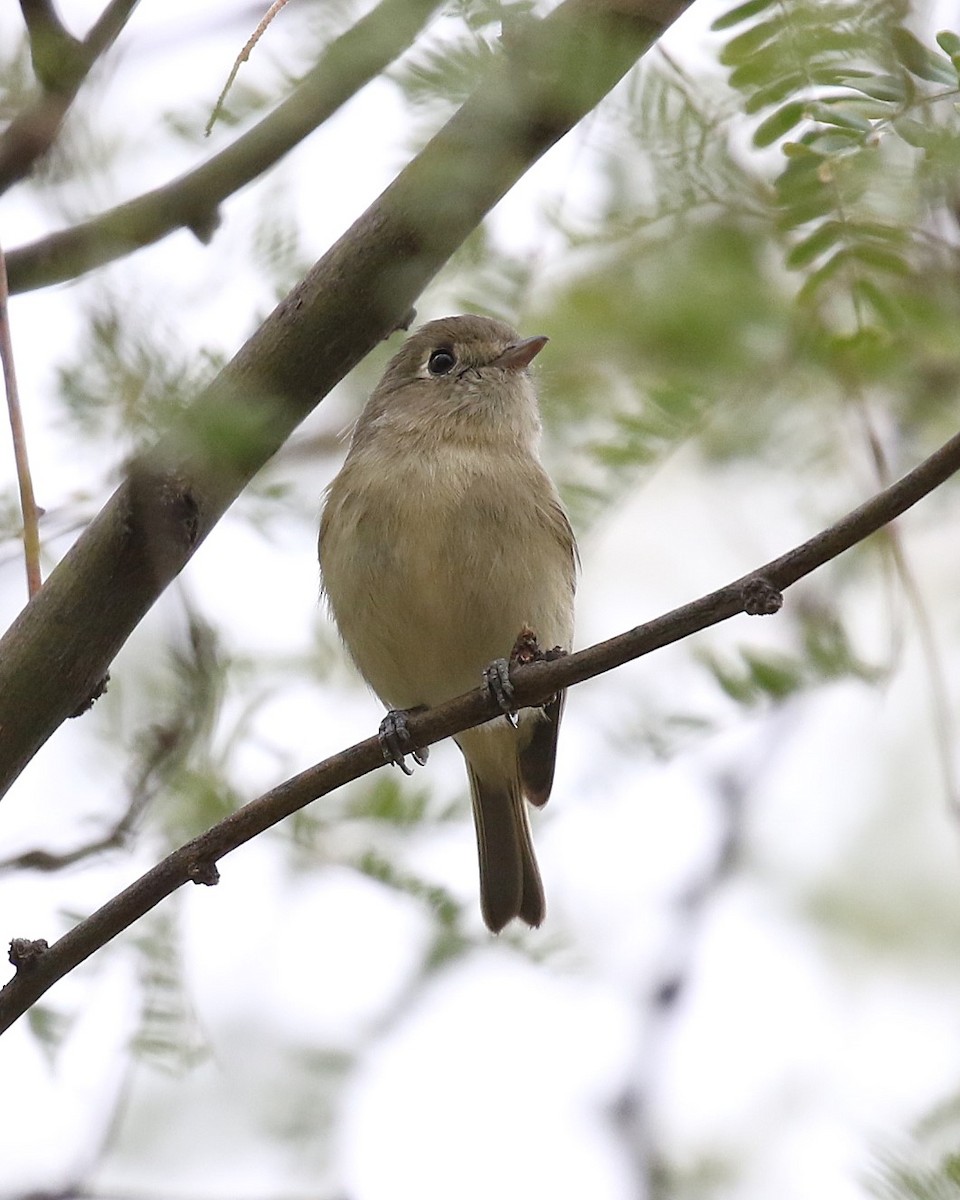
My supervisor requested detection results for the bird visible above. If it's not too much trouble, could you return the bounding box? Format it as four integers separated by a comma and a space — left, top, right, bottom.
318, 314, 577, 931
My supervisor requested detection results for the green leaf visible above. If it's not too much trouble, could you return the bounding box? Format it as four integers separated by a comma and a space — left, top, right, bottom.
852, 277, 905, 328
794, 247, 856, 299
728, 47, 787, 91
754, 100, 807, 147
809, 67, 876, 83
812, 91, 901, 119
720, 17, 783, 66
743, 73, 805, 114
778, 195, 835, 229
892, 116, 937, 149
782, 140, 824, 159
742, 649, 805, 700
824, 327, 898, 381
778, 148, 827, 180
848, 242, 912, 274
777, 158, 830, 206
711, 0, 777, 32
786, 221, 843, 268
936, 29, 960, 60
804, 101, 873, 133
346, 774, 431, 825
796, 125, 862, 151
801, 611, 884, 682
800, 128, 870, 153
697, 650, 757, 706
891, 26, 957, 84
847, 220, 908, 245
27, 1005, 72, 1062
793, 239, 912, 306
844, 73, 910, 102
698, 648, 805, 706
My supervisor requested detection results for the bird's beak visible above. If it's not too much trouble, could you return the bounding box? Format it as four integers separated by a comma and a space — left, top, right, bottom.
491, 335, 549, 371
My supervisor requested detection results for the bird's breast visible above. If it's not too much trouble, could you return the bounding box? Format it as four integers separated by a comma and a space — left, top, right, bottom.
320, 444, 574, 710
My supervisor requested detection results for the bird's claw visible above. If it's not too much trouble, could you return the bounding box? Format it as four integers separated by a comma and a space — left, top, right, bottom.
379, 709, 428, 774
483, 658, 518, 727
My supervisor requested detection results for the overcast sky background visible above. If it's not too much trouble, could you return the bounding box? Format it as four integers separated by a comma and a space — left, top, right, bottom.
2, 2, 960, 1199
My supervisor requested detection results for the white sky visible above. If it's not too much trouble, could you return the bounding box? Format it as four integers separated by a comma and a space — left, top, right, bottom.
1, 3, 960, 1200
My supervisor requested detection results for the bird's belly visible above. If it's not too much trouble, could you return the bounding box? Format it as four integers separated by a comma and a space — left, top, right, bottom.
323, 472, 572, 710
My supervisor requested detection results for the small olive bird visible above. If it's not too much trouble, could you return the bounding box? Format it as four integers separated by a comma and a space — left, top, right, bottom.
318, 315, 577, 931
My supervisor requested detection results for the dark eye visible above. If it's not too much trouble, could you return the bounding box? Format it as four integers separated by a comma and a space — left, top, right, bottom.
427, 347, 457, 376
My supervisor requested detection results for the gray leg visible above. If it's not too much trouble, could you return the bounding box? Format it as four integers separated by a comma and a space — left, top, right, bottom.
379, 709, 429, 774
482, 658, 518, 728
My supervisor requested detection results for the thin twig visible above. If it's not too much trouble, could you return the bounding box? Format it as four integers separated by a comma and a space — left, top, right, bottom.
0, 242, 41, 597
2, 424, 959, 1033
207, 0, 294, 137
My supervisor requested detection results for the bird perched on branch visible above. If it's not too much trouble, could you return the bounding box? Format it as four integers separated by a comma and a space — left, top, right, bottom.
319, 315, 577, 931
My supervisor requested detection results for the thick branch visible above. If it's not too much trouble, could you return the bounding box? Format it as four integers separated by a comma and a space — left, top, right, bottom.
6, 0, 443, 291
19, 0, 79, 91
0, 0, 140, 193
1, 425, 959, 1033
0, 0, 675, 799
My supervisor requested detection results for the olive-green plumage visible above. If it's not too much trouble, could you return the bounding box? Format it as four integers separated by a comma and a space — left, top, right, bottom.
319, 315, 576, 931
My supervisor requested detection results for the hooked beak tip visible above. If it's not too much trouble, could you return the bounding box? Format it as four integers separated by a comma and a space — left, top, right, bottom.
492, 335, 549, 371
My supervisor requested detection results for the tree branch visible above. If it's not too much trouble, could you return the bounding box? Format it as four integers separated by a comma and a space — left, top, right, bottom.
0, 0, 141, 193
6, 0, 444, 291
0, 0, 676, 799
2, 425, 959, 1033
19, 0, 80, 92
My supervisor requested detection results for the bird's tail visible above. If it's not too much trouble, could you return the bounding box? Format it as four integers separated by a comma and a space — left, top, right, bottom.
466, 761, 545, 933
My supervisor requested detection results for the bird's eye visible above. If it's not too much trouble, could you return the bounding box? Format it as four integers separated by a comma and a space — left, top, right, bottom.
427, 347, 457, 376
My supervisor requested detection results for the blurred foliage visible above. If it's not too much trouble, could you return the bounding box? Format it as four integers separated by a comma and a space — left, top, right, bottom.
393, 22, 499, 109
345, 772, 433, 826
26, 1001, 74, 1064
390, 0, 535, 141
4, 0, 960, 1195
699, 603, 885, 707
718, 0, 960, 357
868, 1094, 960, 1199
0, 485, 28, 545
251, 177, 315, 299
55, 292, 221, 445
132, 906, 209, 1072
357, 848, 463, 928
0, 38, 36, 120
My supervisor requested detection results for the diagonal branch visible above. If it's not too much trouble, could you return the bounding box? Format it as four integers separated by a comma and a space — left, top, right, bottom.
6, 0, 444, 292
0, 0, 677, 800
0, 0, 141, 194
1, 424, 959, 1033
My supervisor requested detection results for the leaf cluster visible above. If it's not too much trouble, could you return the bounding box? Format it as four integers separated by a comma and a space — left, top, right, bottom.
717, 0, 960, 327
699, 604, 884, 709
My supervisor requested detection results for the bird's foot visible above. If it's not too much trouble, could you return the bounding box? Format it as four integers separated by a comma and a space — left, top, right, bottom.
483, 658, 517, 727
379, 708, 428, 775
483, 628, 549, 728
